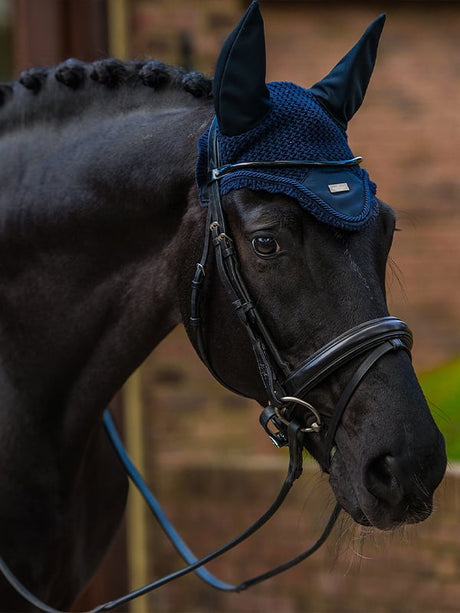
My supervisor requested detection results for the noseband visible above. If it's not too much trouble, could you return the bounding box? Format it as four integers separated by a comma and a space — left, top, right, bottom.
190, 117, 412, 469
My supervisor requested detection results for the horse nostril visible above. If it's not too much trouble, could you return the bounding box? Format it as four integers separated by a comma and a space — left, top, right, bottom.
365, 454, 404, 506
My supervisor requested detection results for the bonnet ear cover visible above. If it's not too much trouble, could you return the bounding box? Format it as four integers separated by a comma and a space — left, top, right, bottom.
310, 14, 386, 129
196, 10, 385, 231
213, 1, 272, 136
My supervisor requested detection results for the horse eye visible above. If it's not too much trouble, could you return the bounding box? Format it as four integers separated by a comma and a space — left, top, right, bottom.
251, 236, 280, 257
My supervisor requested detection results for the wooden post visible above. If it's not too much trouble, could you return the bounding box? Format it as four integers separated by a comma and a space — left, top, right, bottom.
122, 371, 150, 613
108, 0, 129, 60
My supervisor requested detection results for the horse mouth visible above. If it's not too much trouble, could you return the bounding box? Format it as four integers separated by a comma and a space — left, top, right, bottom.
328, 446, 434, 531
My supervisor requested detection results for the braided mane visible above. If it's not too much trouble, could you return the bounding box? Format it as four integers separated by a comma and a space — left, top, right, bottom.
0, 58, 213, 131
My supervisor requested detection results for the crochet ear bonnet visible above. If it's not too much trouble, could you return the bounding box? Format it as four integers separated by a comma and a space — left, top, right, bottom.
196, 1, 385, 232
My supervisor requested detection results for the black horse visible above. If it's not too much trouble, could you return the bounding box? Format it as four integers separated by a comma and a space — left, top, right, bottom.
0, 2, 446, 610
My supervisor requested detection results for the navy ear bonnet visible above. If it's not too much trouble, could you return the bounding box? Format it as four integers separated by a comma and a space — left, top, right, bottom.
195, 2, 385, 232
196, 82, 377, 231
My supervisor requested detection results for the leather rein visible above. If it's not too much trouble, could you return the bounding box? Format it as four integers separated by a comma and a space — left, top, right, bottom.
0, 117, 413, 612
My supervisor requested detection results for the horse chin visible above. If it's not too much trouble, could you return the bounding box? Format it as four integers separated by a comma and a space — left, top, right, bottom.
328, 447, 433, 531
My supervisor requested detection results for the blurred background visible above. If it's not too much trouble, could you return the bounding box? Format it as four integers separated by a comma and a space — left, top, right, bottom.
2, 1, 459, 611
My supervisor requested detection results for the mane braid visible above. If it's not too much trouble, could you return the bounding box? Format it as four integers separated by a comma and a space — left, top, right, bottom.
0, 58, 212, 129
14, 58, 212, 96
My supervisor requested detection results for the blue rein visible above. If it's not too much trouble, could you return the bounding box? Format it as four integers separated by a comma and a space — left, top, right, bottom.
102, 410, 234, 593
101, 410, 340, 603
0, 410, 340, 613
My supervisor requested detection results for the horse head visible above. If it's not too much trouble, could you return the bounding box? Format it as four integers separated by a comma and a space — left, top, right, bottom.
186, 1, 446, 531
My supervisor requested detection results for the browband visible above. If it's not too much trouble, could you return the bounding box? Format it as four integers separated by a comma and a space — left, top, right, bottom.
208, 156, 363, 182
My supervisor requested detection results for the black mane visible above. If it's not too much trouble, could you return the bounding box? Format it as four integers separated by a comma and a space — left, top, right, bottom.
0, 58, 212, 132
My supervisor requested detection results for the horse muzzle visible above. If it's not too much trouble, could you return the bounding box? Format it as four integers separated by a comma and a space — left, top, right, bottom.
329, 404, 446, 530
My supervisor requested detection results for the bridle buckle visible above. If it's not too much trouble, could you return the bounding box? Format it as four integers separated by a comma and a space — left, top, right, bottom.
259, 405, 289, 448
259, 397, 321, 448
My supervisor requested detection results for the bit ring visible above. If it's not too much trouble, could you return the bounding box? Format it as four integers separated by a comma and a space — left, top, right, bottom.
276, 396, 322, 433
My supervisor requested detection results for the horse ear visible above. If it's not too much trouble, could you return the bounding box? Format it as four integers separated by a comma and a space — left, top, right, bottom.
213, 1, 272, 136
310, 14, 386, 129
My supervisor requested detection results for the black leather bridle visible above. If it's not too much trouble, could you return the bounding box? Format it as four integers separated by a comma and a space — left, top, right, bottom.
0, 118, 413, 612
190, 117, 413, 468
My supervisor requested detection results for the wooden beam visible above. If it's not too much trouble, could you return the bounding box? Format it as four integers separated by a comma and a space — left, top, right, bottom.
122, 371, 150, 613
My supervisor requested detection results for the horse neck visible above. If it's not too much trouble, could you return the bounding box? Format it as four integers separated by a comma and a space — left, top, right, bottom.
0, 93, 213, 456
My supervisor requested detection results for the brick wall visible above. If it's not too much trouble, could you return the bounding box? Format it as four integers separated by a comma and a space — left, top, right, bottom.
130, 0, 460, 371
262, 2, 460, 370
130, 0, 239, 72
